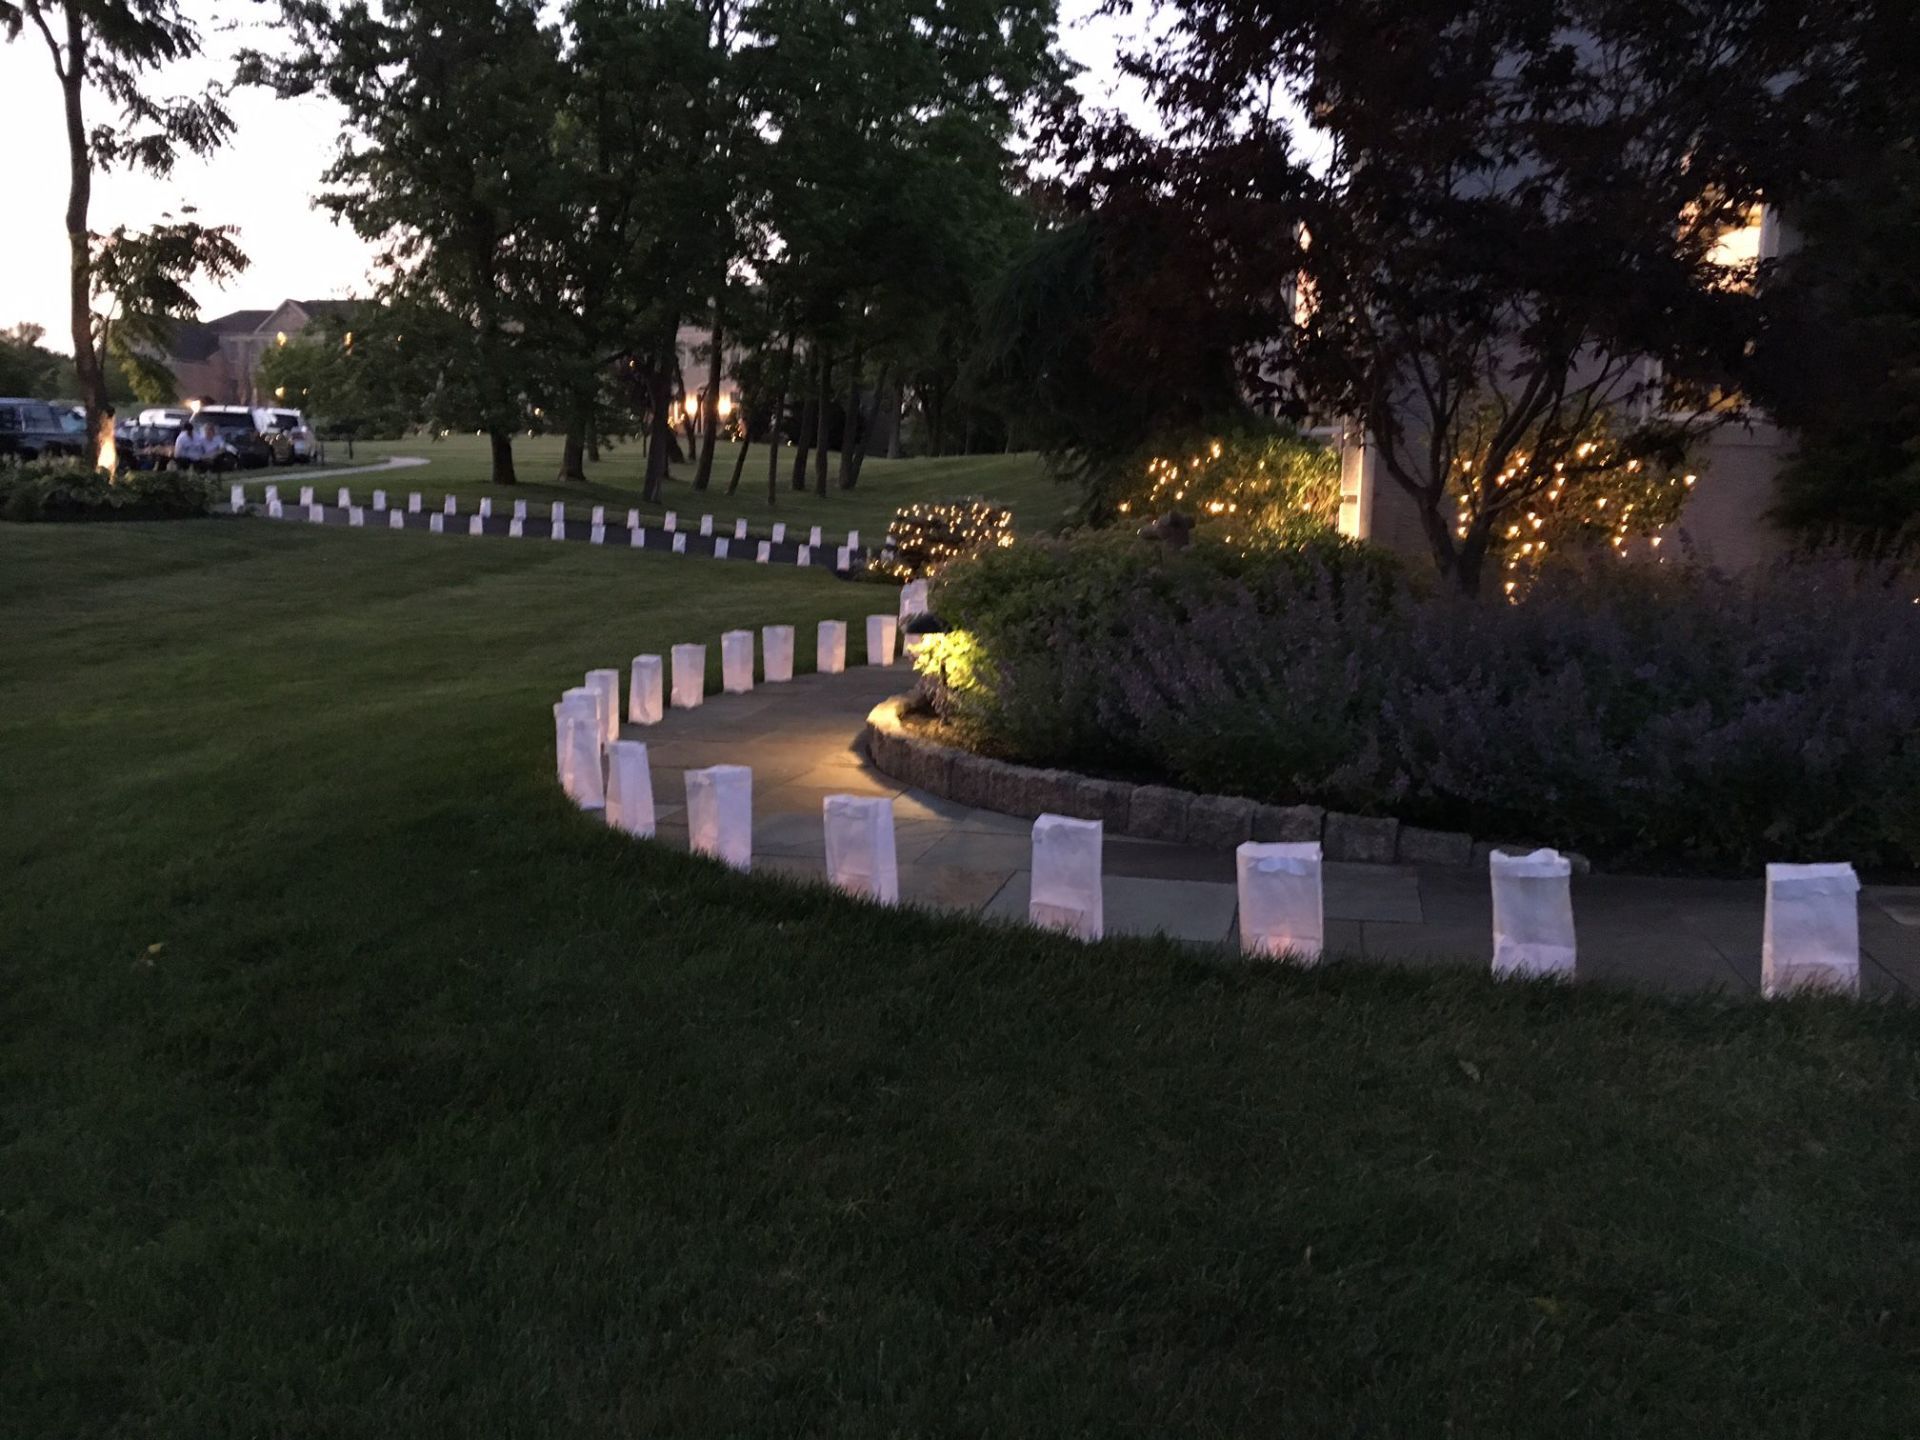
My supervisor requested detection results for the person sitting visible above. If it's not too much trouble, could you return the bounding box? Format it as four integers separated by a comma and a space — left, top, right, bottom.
172, 420, 229, 472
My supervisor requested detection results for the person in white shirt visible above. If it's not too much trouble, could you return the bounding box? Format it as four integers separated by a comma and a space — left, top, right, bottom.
172, 420, 228, 471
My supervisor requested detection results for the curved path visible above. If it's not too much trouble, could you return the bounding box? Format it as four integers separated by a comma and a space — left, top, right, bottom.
620, 663, 1920, 998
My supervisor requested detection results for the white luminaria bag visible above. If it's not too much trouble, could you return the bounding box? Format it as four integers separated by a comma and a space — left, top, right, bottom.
756, 541, 771, 563
721, 629, 755, 693
762, 626, 795, 683
604, 739, 656, 837
478, 496, 491, 517
337, 486, 351, 507
513, 499, 527, 520
835, 546, 851, 571
1236, 841, 1325, 963
267, 500, 283, 518
796, 546, 811, 568
408, 492, 422, 512
348, 507, 365, 526
229, 483, 246, 511
1489, 848, 1577, 980
388, 510, 404, 529
552, 501, 566, 526
264, 483, 279, 504
591, 505, 605, 526
629, 654, 663, 724
713, 538, 730, 560
671, 533, 686, 553
630, 527, 645, 548
447, 494, 460, 515
1031, 813, 1103, 941
554, 691, 603, 810
591, 524, 605, 545
550, 520, 567, 541
429, 514, 443, 533
898, 579, 930, 623
823, 795, 898, 904
625, 508, 639, 529
584, 668, 622, 746
733, 517, 747, 540
847, 529, 860, 549
1763, 862, 1860, 997
468, 515, 483, 536
372, 489, 387, 510
298, 485, 313, 506
808, 525, 822, 547
508, 518, 524, 538
308, 505, 324, 523
772, 522, 786, 543
662, 509, 676, 531
671, 643, 706, 708
685, 764, 752, 871
865, 614, 897, 666
699, 514, 714, 535
817, 620, 847, 674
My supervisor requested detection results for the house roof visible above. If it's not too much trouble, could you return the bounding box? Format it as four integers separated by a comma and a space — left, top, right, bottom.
159, 300, 365, 363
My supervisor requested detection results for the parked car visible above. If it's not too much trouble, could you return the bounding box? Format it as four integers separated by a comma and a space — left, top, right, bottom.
0, 397, 84, 461
192, 406, 276, 469
252, 407, 316, 464
120, 419, 185, 470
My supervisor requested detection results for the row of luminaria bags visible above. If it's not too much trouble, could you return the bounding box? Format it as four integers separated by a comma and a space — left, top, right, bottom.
553, 608, 1867, 1001
242, 484, 863, 565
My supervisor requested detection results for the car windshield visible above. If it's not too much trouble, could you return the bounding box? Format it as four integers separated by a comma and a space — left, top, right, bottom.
201, 411, 256, 431
16, 403, 60, 430
266, 413, 300, 430
56, 410, 85, 433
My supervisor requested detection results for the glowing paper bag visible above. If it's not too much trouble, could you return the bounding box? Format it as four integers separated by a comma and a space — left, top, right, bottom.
808, 525, 822, 547
591, 505, 606, 526
348, 507, 365, 527
685, 764, 752, 871
796, 546, 811, 568
1236, 842, 1325, 962
337, 487, 351, 507
308, 505, 324, 523
550, 520, 567, 541
823, 795, 898, 904
229, 484, 245, 511
267, 500, 284, 519
671, 643, 706, 708
585, 668, 622, 747
264, 483, 279, 504
865, 614, 897, 666
734, 517, 748, 539
508, 518, 524, 538
721, 630, 755, 693
762, 626, 795, 683
847, 529, 860, 549
388, 509, 405, 530
672, 533, 687, 553
604, 739, 656, 837
1490, 848, 1576, 980
663, 509, 677, 531
713, 538, 730, 560
554, 691, 603, 810
408, 492, 422, 513
299, 485, 313, 506
835, 546, 851, 571
429, 514, 444, 534
1763, 862, 1860, 997
628, 653, 664, 724
625, 508, 639, 529
372, 489, 387, 510
699, 514, 713, 536
1031, 814, 1103, 941
478, 496, 492, 518
898, 579, 930, 623
446, 494, 459, 515
631, 527, 646, 548
756, 541, 771, 563
468, 516, 483, 536
551, 501, 566, 526
513, 499, 527, 521
772, 523, 786, 544
591, 524, 605, 545
817, 620, 847, 674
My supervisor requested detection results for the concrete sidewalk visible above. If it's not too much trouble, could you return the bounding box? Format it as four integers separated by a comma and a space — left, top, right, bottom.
616, 663, 1920, 999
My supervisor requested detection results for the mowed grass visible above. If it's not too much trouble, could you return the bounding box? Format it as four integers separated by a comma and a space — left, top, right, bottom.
309, 432, 1070, 539
5, 521, 1920, 1437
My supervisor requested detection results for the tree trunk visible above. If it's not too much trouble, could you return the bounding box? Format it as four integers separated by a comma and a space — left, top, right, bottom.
726, 427, 752, 495
643, 362, 674, 502
557, 417, 587, 482
675, 367, 697, 457
789, 393, 813, 491
837, 345, 861, 490
813, 348, 830, 497
767, 332, 796, 505
488, 429, 518, 486
887, 392, 901, 460
692, 306, 723, 490
586, 426, 601, 463
849, 361, 891, 487
59, 15, 106, 466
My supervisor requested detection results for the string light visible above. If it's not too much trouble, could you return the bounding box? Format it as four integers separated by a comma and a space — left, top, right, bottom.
874, 498, 1015, 581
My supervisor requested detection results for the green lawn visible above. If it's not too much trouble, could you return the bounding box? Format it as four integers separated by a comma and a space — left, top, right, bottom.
5, 520, 1920, 1436
301, 432, 1070, 539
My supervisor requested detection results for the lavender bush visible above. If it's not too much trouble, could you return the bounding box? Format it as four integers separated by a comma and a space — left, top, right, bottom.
933, 537, 1920, 871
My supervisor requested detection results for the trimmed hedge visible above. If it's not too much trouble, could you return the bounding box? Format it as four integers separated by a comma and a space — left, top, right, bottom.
932, 534, 1920, 873
0, 460, 215, 523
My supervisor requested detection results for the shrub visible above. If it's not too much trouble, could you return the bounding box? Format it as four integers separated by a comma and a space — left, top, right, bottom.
931, 534, 1920, 872
874, 498, 1015, 581
0, 459, 215, 522
1114, 419, 1340, 550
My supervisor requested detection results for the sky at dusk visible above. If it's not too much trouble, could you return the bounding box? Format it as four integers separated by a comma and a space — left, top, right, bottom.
0, 0, 1162, 354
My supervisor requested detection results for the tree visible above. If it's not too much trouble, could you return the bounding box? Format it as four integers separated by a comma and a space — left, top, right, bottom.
1060, 0, 1853, 593
250, 0, 566, 485
2, 0, 239, 462
0, 323, 66, 397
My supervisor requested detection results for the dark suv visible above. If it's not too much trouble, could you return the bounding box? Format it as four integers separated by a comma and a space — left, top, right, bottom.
0, 398, 84, 462
193, 406, 275, 469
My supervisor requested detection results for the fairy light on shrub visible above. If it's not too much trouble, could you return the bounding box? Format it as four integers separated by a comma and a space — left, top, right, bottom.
875, 499, 1015, 581
1445, 409, 1698, 597
1116, 427, 1339, 552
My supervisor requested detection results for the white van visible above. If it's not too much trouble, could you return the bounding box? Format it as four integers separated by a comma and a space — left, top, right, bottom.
252, 407, 316, 462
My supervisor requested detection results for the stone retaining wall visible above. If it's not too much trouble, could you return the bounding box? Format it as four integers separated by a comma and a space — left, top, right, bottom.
863, 693, 1590, 871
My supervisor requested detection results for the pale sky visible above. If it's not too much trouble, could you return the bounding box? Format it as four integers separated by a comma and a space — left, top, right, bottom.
0, 0, 1162, 354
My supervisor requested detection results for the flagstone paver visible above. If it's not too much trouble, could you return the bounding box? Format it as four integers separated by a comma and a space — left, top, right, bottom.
605, 652, 1920, 998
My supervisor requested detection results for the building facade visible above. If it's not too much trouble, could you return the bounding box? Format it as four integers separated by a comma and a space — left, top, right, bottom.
163, 299, 358, 407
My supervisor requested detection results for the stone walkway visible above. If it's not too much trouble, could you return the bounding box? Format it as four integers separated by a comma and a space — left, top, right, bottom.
619, 662, 1920, 999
